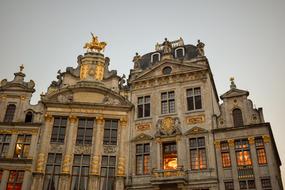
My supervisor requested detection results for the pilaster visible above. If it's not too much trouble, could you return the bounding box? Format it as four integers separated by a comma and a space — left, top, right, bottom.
228, 139, 239, 189
248, 136, 262, 189
22, 170, 32, 190
0, 170, 9, 190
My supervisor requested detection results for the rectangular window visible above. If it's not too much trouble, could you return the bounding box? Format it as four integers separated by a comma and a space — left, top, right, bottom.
43, 153, 62, 190
163, 142, 177, 170
137, 96, 151, 118
71, 154, 90, 190
76, 118, 94, 145
255, 138, 267, 165
261, 178, 272, 189
239, 180, 255, 189
7, 170, 24, 190
51, 117, 67, 143
103, 119, 118, 145
235, 139, 252, 166
224, 181, 234, 190
100, 156, 116, 190
189, 137, 207, 170
0, 134, 11, 158
221, 141, 231, 168
187, 87, 202, 111
161, 91, 175, 114
136, 143, 150, 175
14, 134, 31, 158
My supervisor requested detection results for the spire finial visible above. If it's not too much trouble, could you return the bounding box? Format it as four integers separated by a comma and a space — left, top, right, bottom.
230, 77, 236, 89
20, 64, 24, 72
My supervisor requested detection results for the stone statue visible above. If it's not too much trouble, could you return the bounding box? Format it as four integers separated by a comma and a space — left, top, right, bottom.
162, 38, 172, 54
196, 40, 205, 56
119, 74, 126, 89
132, 52, 141, 69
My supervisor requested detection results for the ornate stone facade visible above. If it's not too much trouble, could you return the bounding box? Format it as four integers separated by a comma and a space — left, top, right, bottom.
0, 37, 282, 190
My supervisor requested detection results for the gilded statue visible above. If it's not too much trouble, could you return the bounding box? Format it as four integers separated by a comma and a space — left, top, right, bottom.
83, 33, 107, 53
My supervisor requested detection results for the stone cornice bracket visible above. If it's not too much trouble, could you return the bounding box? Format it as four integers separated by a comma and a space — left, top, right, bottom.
262, 135, 270, 143
69, 115, 78, 124
248, 136, 255, 145
120, 116, 128, 127
227, 139, 235, 147
44, 113, 53, 123
214, 140, 220, 149
96, 115, 104, 125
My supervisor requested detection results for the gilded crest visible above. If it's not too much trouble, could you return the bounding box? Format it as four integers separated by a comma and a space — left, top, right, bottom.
161, 117, 175, 134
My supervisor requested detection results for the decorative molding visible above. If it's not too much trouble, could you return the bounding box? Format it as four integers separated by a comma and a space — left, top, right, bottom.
136, 122, 151, 131
74, 145, 91, 154
228, 139, 235, 147
248, 136, 255, 145
0, 128, 38, 135
44, 113, 53, 123
262, 135, 270, 143
214, 140, 221, 149
155, 117, 181, 137
36, 153, 45, 173
186, 114, 205, 125
117, 157, 126, 176
103, 145, 117, 154
20, 95, 26, 101
90, 155, 100, 175
96, 115, 104, 125
69, 115, 78, 124
184, 126, 208, 135
62, 155, 72, 174
132, 133, 153, 142
120, 116, 128, 126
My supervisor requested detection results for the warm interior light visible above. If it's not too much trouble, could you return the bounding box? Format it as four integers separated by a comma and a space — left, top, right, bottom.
164, 157, 177, 170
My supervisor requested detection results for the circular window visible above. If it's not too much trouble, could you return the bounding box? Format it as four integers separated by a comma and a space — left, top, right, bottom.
162, 66, 172, 75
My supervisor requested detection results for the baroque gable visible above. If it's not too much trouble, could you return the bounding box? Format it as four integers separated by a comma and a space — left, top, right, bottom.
131, 133, 153, 142
184, 126, 208, 135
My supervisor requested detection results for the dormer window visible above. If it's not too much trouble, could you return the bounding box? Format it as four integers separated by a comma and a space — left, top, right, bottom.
151, 53, 160, 63
25, 111, 33, 123
233, 108, 244, 127
4, 104, 16, 122
175, 47, 185, 58
162, 66, 172, 75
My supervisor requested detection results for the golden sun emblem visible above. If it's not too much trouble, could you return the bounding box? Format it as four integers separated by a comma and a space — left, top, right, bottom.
161, 117, 174, 134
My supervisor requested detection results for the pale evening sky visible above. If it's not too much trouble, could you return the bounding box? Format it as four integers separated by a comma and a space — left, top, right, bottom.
0, 0, 285, 184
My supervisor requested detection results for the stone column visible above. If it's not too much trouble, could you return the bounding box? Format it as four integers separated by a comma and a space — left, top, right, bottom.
116, 116, 128, 190
228, 139, 239, 189
60, 115, 78, 190
248, 136, 262, 189
7, 134, 17, 158
28, 134, 38, 159
89, 115, 104, 189
22, 170, 32, 190
0, 170, 9, 190
214, 140, 225, 190
155, 138, 162, 170
176, 135, 185, 167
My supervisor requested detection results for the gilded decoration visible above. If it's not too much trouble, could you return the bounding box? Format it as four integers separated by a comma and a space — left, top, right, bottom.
117, 157, 126, 176
120, 116, 128, 127
83, 33, 107, 53
155, 117, 181, 137
214, 140, 221, 149
80, 64, 89, 80
136, 123, 151, 131
96, 115, 104, 125
184, 126, 208, 135
90, 155, 100, 175
248, 136, 255, 145
36, 153, 45, 172
44, 113, 53, 123
103, 145, 117, 154
74, 145, 91, 154
132, 133, 153, 142
20, 95, 26, 101
228, 139, 235, 147
62, 155, 72, 174
95, 63, 104, 80
0, 128, 38, 135
186, 114, 205, 125
69, 115, 78, 124
263, 135, 270, 143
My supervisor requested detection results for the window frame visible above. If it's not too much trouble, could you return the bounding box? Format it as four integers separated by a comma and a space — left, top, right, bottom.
151, 52, 161, 63
221, 141, 231, 168
14, 134, 32, 159
76, 118, 94, 145
232, 108, 244, 127
43, 153, 62, 190
0, 134, 11, 158
161, 91, 175, 115
137, 95, 151, 119
186, 87, 202, 111
235, 139, 252, 166
136, 143, 150, 175
255, 137, 267, 165
7, 170, 25, 190
71, 154, 90, 190
174, 47, 185, 58
100, 155, 116, 190
261, 178, 272, 190
50, 117, 67, 143
4, 104, 16, 123
103, 119, 118, 145
189, 137, 207, 170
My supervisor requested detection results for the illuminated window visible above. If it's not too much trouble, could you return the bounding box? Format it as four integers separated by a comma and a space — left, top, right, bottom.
76, 118, 94, 145
137, 96, 150, 118
261, 178, 272, 190
7, 170, 24, 190
189, 137, 207, 170
163, 142, 177, 170
187, 87, 202, 111
239, 180, 255, 189
24, 111, 33, 123
103, 120, 118, 145
43, 153, 62, 190
233, 108, 243, 127
255, 137, 267, 165
221, 141, 231, 168
51, 117, 67, 143
71, 154, 90, 190
4, 104, 16, 122
14, 134, 31, 158
224, 181, 234, 190
136, 143, 150, 175
235, 139, 252, 166
161, 91, 175, 114
100, 156, 116, 190
0, 134, 11, 158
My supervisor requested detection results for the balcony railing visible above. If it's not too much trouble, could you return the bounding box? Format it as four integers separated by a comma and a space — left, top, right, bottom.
237, 166, 254, 179
150, 166, 187, 184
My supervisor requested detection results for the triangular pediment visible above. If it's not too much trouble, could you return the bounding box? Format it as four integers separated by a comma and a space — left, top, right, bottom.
184, 126, 208, 135
131, 133, 153, 142
220, 88, 249, 100
133, 59, 207, 82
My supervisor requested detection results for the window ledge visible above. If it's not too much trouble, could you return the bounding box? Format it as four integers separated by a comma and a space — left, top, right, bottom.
159, 113, 177, 118
135, 117, 152, 122
184, 109, 204, 115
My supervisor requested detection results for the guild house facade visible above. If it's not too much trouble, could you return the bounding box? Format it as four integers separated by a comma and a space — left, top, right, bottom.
0, 35, 283, 190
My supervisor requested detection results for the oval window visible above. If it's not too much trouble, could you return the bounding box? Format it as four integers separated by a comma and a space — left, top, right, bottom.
162, 66, 172, 75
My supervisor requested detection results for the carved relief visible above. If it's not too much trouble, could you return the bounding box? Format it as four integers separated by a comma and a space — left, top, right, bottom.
184, 126, 208, 135
36, 153, 45, 173
96, 115, 104, 125
117, 157, 126, 176
69, 115, 78, 124
136, 123, 151, 131
62, 155, 72, 174
74, 145, 91, 154
80, 64, 89, 80
155, 117, 181, 137
248, 136, 255, 145
50, 144, 63, 152
228, 139, 235, 147
102, 95, 120, 105
120, 116, 128, 127
263, 135, 270, 143
186, 114, 205, 125
95, 63, 104, 80
45, 113, 53, 123
214, 140, 221, 149
103, 145, 117, 154
132, 133, 153, 142
90, 155, 100, 175
0, 129, 38, 135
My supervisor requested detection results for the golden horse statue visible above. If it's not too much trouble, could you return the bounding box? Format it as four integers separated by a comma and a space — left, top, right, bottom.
83, 33, 107, 53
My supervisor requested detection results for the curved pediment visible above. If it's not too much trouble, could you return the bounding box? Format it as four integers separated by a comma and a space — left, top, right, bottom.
131, 133, 153, 142
184, 126, 208, 135
42, 82, 132, 107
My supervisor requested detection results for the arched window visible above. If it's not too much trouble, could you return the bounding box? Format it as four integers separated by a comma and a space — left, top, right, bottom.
175, 47, 185, 58
4, 104, 16, 122
233, 108, 244, 127
25, 111, 33, 123
151, 53, 160, 63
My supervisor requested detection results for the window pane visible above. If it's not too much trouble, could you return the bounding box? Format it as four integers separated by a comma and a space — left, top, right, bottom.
187, 97, 194, 111
195, 95, 202, 109
144, 103, 150, 117
169, 100, 175, 113
137, 105, 143, 118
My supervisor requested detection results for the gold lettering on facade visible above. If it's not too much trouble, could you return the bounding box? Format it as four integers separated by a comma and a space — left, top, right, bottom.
262, 135, 270, 143
136, 123, 151, 131
117, 157, 126, 176
69, 115, 78, 124
90, 155, 100, 175
186, 114, 205, 125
